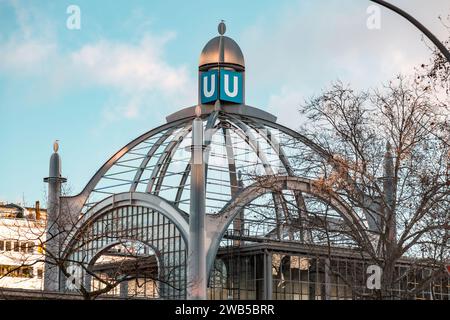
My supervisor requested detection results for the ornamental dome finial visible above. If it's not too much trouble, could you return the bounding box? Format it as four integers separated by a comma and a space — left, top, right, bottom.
53, 140, 59, 153
218, 20, 226, 35
199, 23, 245, 68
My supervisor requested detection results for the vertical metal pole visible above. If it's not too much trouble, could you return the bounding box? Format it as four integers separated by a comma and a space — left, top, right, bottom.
324, 258, 331, 300
84, 273, 92, 292
187, 109, 207, 300
44, 174, 61, 291
264, 250, 273, 300
43, 143, 66, 292
120, 281, 129, 298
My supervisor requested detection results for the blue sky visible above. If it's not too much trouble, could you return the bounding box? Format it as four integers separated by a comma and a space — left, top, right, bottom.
0, 0, 449, 205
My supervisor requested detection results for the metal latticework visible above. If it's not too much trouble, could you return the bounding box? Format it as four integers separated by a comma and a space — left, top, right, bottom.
65, 204, 187, 299
76, 110, 362, 246
59, 107, 372, 298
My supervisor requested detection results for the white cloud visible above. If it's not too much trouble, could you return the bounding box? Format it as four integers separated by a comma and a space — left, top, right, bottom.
71, 34, 187, 93
0, 1, 58, 75
0, 38, 56, 73
267, 86, 306, 129
241, 0, 450, 121
70, 34, 195, 120
0, 2, 195, 122
0, 33, 195, 121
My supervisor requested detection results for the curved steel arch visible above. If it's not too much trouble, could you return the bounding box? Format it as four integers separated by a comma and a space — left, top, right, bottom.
147, 123, 192, 194
62, 117, 195, 215
226, 114, 295, 233
205, 175, 374, 274
85, 239, 164, 291
227, 114, 275, 174
130, 127, 178, 192
62, 108, 335, 217
257, 118, 333, 161
244, 117, 308, 216
63, 191, 190, 259
87, 239, 163, 269
172, 112, 295, 209
173, 111, 221, 206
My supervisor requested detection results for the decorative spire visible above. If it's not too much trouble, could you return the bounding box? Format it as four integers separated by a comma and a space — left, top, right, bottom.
195, 105, 202, 118
44, 140, 67, 183
218, 21, 225, 63
218, 20, 226, 35
53, 140, 59, 153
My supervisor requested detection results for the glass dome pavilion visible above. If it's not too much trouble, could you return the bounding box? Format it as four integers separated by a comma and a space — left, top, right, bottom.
45, 23, 374, 300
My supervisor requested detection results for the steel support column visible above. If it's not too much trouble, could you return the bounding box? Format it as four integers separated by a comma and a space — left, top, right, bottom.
264, 250, 273, 300
187, 112, 207, 300
324, 258, 331, 300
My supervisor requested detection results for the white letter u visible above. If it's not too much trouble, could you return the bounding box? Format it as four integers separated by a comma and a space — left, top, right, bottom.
224, 74, 238, 97
203, 74, 215, 98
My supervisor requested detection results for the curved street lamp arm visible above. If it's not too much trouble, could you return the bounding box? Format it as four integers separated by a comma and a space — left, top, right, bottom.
370, 0, 450, 63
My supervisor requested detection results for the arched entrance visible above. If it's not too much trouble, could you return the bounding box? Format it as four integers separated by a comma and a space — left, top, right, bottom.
87, 240, 160, 298
62, 192, 189, 299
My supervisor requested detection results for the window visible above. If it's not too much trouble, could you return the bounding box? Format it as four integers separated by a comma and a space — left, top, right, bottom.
14, 241, 19, 252
27, 242, 35, 253
21, 267, 33, 278
20, 242, 27, 253
5, 241, 11, 251
37, 269, 43, 279
0, 265, 34, 278
0, 240, 4, 251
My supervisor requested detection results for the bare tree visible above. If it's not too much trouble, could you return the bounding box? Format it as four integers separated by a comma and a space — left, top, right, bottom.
294, 65, 449, 298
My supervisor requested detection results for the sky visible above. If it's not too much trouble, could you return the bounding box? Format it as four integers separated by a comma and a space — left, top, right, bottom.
0, 0, 449, 206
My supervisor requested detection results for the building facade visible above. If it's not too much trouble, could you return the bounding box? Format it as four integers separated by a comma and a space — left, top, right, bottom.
0, 202, 46, 290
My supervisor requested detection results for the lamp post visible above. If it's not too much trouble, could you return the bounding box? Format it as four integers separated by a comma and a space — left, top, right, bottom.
370, 0, 450, 148
369, 0, 450, 63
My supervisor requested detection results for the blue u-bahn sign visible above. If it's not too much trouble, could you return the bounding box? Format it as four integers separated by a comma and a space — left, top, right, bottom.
200, 69, 243, 104
200, 70, 218, 103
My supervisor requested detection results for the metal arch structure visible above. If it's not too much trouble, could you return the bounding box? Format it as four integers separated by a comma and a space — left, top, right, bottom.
42, 21, 445, 300
130, 127, 179, 192
63, 192, 189, 252
57, 104, 377, 236
146, 124, 192, 194
86, 239, 163, 271
61, 191, 189, 299
53, 104, 381, 295
61, 105, 297, 207
369, 0, 450, 63
59, 106, 376, 245
204, 175, 374, 275
60, 105, 337, 214
60, 117, 194, 217
49, 23, 387, 298
84, 239, 163, 295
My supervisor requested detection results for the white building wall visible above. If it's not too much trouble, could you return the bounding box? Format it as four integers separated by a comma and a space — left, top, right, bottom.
0, 216, 46, 290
